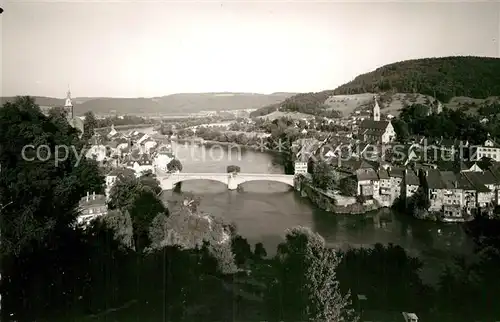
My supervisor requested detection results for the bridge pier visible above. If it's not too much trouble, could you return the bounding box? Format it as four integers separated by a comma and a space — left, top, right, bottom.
227, 177, 238, 190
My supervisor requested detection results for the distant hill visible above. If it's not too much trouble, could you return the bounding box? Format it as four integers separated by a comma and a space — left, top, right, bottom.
0, 92, 296, 116
251, 56, 500, 118
333, 56, 500, 102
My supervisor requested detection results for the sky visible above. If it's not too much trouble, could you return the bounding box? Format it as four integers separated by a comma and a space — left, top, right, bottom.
1, 0, 499, 98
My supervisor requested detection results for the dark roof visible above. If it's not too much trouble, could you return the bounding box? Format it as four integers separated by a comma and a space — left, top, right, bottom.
463, 172, 491, 193
389, 167, 405, 178
404, 169, 420, 185
457, 173, 475, 190
358, 119, 390, 131
378, 168, 390, 179
362, 129, 384, 137
440, 171, 458, 189
356, 168, 379, 181
475, 170, 499, 185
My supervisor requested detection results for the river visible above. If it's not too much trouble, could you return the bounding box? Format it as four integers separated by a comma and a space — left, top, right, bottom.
164, 141, 474, 284
7, 132, 477, 322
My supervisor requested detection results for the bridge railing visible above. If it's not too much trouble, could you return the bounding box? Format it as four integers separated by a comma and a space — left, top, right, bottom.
163, 172, 292, 177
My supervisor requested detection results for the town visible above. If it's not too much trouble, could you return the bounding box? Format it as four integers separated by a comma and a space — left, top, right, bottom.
68, 85, 500, 226
3, 1, 500, 320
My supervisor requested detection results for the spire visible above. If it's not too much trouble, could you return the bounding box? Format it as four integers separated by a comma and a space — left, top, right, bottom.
65, 85, 73, 108
64, 85, 74, 120
373, 95, 380, 121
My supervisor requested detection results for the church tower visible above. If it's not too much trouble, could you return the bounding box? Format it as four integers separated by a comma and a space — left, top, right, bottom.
64, 87, 73, 119
373, 95, 380, 121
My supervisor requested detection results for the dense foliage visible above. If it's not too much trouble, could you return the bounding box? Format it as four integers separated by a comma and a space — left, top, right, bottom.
311, 161, 336, 191
167, 158, 183, 172
334, 56, 500, 102
250, 91, 342, 118
107, 170, 166, 251
227, 165, 241, 173
0, 96, 104, 256
396, 104, 488, 144
338, 176, 358, 197
4, 96, 500, 322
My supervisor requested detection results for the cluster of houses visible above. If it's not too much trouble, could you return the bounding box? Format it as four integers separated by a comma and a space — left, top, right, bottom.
77, 124, 178, 226
294, 96, 500, 222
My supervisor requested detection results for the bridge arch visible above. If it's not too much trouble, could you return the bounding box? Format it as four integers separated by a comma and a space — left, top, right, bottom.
237, 177, 294, 187
170, 177, 228, 187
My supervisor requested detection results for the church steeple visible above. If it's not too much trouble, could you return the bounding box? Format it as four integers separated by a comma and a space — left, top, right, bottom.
64, 86, 73, 119
373, 95, 380, 121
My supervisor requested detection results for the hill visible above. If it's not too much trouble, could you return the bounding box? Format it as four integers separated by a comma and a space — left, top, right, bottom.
0, 92, 296, 116
251, 56, 500, 118
333, 56, 500, 102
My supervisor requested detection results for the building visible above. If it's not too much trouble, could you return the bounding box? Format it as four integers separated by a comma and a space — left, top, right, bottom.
78, 192, 107, 225
376, 168, 391, 206
403, 169, 420, 206
107, 124, 118, 139
357, 97, 395, 144
63, 89, 85, 137
85, 144, 107, 162
473, 137, 500, 162
124, 153, 154, 176
355, 168, 379, 197
388, 167, 404, 205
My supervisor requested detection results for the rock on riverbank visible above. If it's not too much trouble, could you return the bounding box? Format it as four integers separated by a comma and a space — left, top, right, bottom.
294, 175, 383, 215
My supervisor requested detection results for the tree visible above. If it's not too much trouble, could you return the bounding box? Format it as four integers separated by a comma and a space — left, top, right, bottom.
311, 161, 335, 191
107, 170, 166, 251
82, 111, 97, 142
167, 158, 183, 173
226, 165, 241, 173
0, 96, 104, 256
339, 176, 357, 196
231, 235, 252, 266
254, 242, 267, 260
268, 226, 356, 321
100, 209, 134, 250
392, 119, 409, 142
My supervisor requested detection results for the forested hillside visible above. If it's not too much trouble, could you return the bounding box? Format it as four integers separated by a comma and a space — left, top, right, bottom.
251, 56, 500, 118
249, 91, 339, 118
333, 56, 500, 102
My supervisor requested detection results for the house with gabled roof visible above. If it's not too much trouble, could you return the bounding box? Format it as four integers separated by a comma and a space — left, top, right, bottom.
459, 161, 483, 173
124, 152, 154, 177
358, 120, 396, 144
356, 167, 379, 197
78, 192, 108, 226
356, 97, 396, 144
462, 171, 493, 208
403, 169, 420, 205
375, 168, 391, 206
473, 136, 500, 162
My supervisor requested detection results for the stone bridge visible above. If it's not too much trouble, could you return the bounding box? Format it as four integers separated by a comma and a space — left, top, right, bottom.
159, 172, 295, 190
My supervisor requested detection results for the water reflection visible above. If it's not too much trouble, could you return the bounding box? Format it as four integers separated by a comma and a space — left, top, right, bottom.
165, 142, 474, 281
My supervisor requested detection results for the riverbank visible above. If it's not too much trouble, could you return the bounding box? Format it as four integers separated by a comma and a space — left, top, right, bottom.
294, 175, 383, 215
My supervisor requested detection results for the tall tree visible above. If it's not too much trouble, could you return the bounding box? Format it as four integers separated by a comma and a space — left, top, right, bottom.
107, 171, 166, 251
82, 111, 97, 142
0, 96, 104, 256
268, 226, 357, 322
